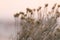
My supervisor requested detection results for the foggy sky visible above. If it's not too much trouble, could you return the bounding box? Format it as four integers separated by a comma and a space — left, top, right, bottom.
0, 0, 60, 21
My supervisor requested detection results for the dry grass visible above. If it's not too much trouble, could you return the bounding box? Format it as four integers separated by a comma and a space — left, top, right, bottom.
14, 4, 60, 40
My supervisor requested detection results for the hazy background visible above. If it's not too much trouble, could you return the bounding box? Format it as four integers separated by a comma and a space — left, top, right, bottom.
0, 0, 60, 21
0, 0, 60, 40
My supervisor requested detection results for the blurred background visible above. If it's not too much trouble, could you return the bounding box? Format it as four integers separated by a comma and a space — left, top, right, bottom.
0, 0, 60, 40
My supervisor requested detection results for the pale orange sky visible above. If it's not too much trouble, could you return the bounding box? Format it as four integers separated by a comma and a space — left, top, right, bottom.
0, 0, 60, 21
